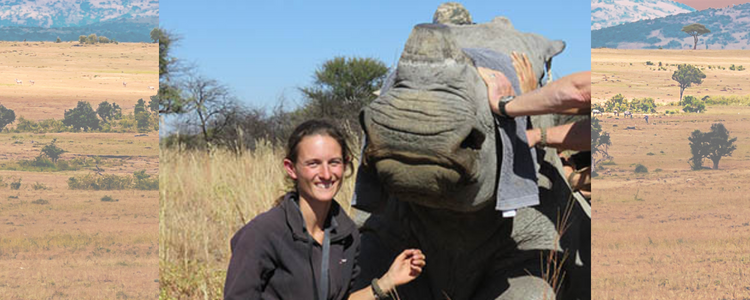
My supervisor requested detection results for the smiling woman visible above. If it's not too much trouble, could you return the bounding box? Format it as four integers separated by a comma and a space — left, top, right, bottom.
223, 119, 426, 300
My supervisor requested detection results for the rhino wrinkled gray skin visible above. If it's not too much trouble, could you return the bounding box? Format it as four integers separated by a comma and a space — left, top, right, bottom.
352, 6, 590, 300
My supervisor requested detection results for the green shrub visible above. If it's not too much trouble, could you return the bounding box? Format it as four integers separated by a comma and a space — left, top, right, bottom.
101, 195, 118, 202
634, 164, 648, 173
646, 61, 654, 66
601, 160, 617, 166
10, 177, 21, 190
739, 65, 745, 71
655, 168, 663, 172
32, 182, 48, 190
32, 199, 49, 205
647, 152, 655, 156
730, 64, 736, 71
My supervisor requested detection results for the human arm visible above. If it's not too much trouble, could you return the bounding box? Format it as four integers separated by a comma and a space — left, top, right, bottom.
224, 225, 275, 300
484, 71, 591, 117
348, 249, 426, 300
525, 119, 591, 151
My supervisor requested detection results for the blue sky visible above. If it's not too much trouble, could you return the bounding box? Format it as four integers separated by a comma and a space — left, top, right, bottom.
160, 0, 590, 112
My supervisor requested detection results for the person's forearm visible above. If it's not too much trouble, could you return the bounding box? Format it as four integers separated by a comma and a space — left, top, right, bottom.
501, 89, 554, 117
526, 120, 591, 151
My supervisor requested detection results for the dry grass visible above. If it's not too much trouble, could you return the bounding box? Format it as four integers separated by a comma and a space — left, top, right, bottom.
0, 41, 158, 299
159, 140, 359, 299
0, 41, 157, 122
592, 50, 750, 299
592, 49, 750, 104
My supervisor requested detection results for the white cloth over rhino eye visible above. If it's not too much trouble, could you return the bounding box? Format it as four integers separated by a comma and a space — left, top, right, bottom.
463, 48, 540, 216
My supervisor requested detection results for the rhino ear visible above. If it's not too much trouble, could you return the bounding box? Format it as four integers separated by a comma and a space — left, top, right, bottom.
547, 40, 566, 59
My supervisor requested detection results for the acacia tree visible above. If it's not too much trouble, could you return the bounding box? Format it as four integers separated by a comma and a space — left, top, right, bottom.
672, 64, 705, 102
680, 95, 705, 113
63, 101, 100, 131
0, 105, 16, 131
591, 117, 611, 175
181, 76, 236, 148
97, 101, 114, 122
681, 23, 711, 50
300, 56, 388, 128
41, 139, 66, 163
688, 123, 737, 170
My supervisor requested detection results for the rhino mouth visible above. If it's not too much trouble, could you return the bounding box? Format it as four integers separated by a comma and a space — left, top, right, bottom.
363, 146, 477, 202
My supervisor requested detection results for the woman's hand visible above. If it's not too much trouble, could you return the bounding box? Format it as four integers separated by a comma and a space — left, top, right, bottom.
377, 249, 426, 292
511, 52, 537, 94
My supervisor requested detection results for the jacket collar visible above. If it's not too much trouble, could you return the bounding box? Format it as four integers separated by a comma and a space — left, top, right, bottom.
281, 192, 356, 243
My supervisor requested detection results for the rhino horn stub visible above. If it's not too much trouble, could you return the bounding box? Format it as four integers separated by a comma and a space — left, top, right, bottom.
400, 24, 471, 65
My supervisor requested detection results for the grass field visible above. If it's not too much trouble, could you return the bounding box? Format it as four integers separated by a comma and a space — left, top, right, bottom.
592, 50, 750, 299
159, 140, 360, 299
0, 41, 158, 299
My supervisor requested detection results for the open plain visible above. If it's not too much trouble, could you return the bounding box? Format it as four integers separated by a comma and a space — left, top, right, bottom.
592, 50, 750, 299
0, 41, 158, 299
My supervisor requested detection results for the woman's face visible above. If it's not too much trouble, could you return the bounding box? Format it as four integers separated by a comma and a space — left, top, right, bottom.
284, 134, 345, 204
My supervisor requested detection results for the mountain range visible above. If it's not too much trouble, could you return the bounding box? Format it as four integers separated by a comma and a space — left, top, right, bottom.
592, 2, 750, 49
591, 0, 696, 30
0, 0, 157, 42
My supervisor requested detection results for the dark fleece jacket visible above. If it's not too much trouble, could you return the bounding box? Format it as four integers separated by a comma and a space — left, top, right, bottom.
224, 192, 361, 300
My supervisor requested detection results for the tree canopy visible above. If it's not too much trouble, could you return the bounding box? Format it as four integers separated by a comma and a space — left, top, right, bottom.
672, 64, 705, 102
688, 123, 736, 170
680, 95, 705, 113
300, 56, 388, 128
155, 28, 185, 114
41, 139, 66, 163
681, 23, 711, 50
63, 101, 100, 131
0, 105, 16, 131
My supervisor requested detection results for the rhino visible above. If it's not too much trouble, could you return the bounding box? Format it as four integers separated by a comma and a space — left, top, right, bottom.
351, 4, 590, 300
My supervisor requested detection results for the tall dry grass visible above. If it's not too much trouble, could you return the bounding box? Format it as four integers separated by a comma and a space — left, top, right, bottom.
159, 139, 360, 299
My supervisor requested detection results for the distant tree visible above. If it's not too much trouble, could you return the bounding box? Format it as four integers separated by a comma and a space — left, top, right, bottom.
55, 37, 61, 43
680, 95, 705, 113
63, 101, 100, 131
155, 28, 186, 114
672, 64, 705, 102
591, 117, 611, 175
87, 33, 98, 44
602, 94, 626, 112
135, 111, 151, 132
98, 36, 109, 43
134, 99, 147, 115
688, 123, 737, 170
112, 103, 123, 120
79, 35, 86, 44
150, 27, 160, 43
41, 139, 66, 163
0, 105, 16, 131
96, 101, 114, 122
182, 76, 237, 148
681, 23, 711, 50
148, 95, 158, 113
299, 56, 388, 128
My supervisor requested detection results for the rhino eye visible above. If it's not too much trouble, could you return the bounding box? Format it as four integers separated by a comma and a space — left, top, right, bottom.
460, 128, 485, 151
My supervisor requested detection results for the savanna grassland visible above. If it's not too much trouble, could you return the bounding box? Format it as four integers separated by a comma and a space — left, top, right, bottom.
0, 41, 158, 299
159, 140, 360, 299
592, 49, 750, 104
592, 50, 750, 299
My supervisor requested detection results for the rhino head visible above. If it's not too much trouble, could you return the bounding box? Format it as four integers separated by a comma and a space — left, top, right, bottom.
357, 19, 564, 212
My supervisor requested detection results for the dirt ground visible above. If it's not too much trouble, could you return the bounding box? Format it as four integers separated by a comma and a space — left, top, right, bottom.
592, 50, 750, 299
0, 41, 157, 121
0, 42, 158, 299
592, 49, 750, 104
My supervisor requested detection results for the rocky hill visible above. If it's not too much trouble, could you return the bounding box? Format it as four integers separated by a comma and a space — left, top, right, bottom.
591, 0, 695, 30
592, 3, 750, 49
